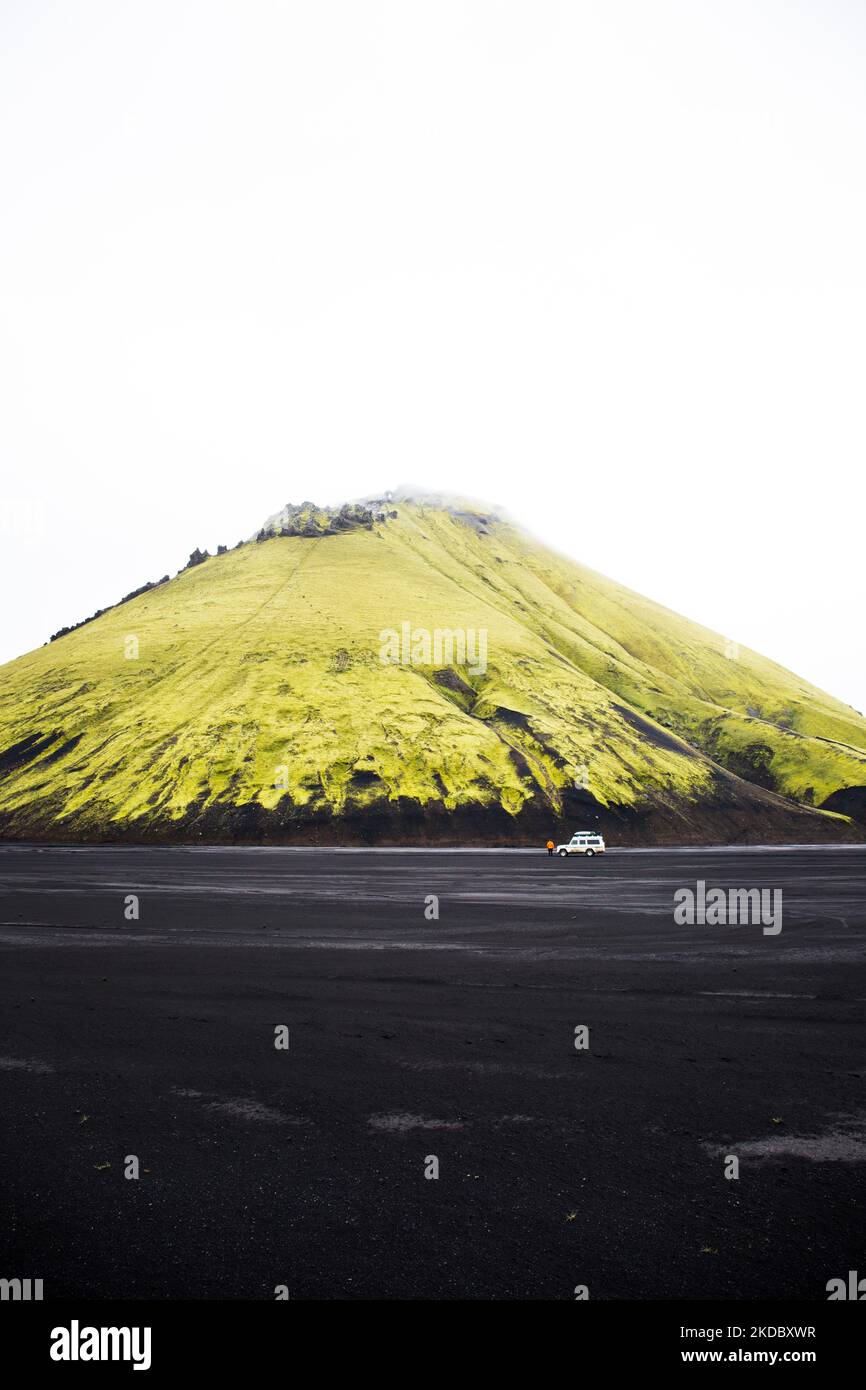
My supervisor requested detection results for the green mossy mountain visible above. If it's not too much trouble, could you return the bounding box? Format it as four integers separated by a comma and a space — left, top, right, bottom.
1, 495, 864, 844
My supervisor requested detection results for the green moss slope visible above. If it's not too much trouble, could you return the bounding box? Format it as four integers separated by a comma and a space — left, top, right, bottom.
0, 500, 863, 843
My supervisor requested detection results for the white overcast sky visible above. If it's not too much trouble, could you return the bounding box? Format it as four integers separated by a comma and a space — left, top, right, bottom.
1, 0, 864, 710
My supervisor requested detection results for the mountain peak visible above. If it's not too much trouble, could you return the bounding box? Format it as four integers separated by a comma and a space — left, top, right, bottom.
1, 494, 864, 845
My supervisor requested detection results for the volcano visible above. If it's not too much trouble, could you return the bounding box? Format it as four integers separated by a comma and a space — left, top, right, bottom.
1, 493, 864, 845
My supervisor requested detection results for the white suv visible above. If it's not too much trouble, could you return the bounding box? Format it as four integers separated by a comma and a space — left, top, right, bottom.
556, 832, 606, 857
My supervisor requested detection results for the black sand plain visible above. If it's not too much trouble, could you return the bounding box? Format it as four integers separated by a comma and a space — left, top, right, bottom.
0, 844, 863, 1300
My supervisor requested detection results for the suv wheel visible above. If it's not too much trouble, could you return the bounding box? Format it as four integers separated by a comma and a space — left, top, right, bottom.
558, 848, 568, 857
585, 848, 595, 857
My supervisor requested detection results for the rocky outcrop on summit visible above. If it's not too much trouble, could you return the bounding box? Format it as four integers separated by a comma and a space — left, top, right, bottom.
257, 500, 395, 540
